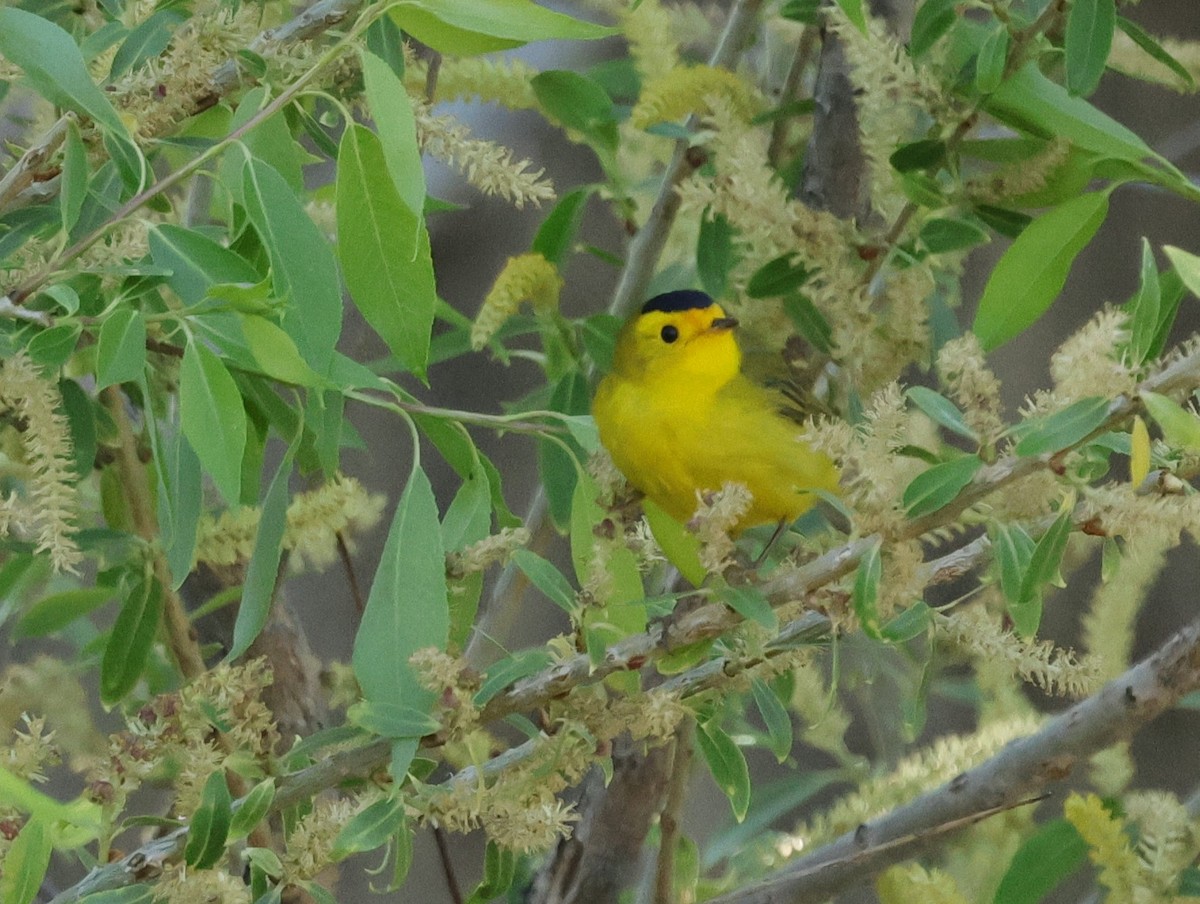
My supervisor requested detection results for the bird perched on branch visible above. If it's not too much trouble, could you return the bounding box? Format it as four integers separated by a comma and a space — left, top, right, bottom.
592, 289, 839, 533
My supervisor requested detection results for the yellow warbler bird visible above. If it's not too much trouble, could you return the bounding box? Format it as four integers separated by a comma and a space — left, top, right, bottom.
592, 290, 839, 532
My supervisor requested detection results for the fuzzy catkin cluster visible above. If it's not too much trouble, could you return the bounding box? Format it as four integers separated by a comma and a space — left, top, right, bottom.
0, 351, 80, 573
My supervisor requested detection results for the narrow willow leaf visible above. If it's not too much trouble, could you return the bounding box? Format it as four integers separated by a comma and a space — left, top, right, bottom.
389, 0, 617, 56
903, 455, 982, 518
538, 371, 588, 528
1020, 510, 1073, 601
474, 650, 554, 705
832, 0, 866, 33
533, 187, 592, 267
993, 819, 1088, 904
720, 583, 776, 632
228, 779, 275, 842
1013, 397, 1110, 457
533, 70, 618, 153
108, 9, 183, 79
696, 211, 734, 299
643, 498, 706, 587
511, 549, 578, 613
906, 386, 978, 442
0, 9, 129, 136
332, 795, 406, 860
697, 721, 751, 822
352, 466, 449, 739
95, 308, 146, 389
852, 537, 883, 638
27, 323, 81, 370
180, 340, 246, 505
239, 316, 323, 387
973, 192, 1110, 349
184, 771, 232, 869
348, 701, 440, 738
919, 217, 990, 255
158, 427, 202, 589
361, 51, 425, 216
242, 156, 342, 374
336, 124, 436, 376
60, 378, 96, 480
14, 586, 115, 639
100, 574, 163, 705
1130, 416, 1151, 486
1116, 16, 1196, 92
747, 254, 810, 298
0, 817, 50, 904
1065, 0, 1115, 96
443, 471, 492, 652
227, 436, 297, 660
60, 120, 88, 235
910, 0, 957, 58
990, 522, 1034, 605
1127, 237, 1161, 365
1164, 245, 1200, 299
975, 24, 1009, 93
882, 601, 933, 643
1140, 391, 1200, 451
751, 678, 793, 764
149, 224, 261, 306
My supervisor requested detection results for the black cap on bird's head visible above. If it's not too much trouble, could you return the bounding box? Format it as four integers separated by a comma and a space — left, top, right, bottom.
641, 289, 715, 315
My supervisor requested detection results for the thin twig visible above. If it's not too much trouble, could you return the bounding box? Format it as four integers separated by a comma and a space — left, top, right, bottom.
432, 825, 464, 904
653, 718, 696, 904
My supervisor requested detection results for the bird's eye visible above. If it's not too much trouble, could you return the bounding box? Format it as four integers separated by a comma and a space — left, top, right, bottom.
660, 325, 679, 344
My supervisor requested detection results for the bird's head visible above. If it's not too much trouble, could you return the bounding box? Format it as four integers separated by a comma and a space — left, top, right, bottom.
611, 290, 741, 389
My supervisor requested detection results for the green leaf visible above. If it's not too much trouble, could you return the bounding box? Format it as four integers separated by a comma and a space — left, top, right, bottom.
919, 217, 990, 255
1065, 0, 1115, 96
696, 721, 751, 822
27, 323, 81, 370
332, 794, 406, 860
993, 819, 1088, 904
533, 70, 618, 152
0, 817, 50, 904
108, 9, 184, 80
1014, 509, 1073, 635
239, 316, 323, 387
60, 120, 88, 235
781, 294, 833, 353
361, 51, 426, 216
973, 192, 1110, 349
538, 371, 588, 528
226, 436, 297, 661
974, 24, 1009, 94
365, 14, 407, 80
242, 156, 342, 374
474, 650, 554, 705
60, 378, 96, 481
389, 0, 617, 56
156, 427, 202, 589
95, 308, 146, 389
149, 224, 261, 307
852, 537, 883, 638
15, 586, 116, 639
1127, 238, 1161, 365
77, 886, 156, 904
184, 771, 233, 870
697, 212, 735, 300
1164, 245, 1200, 299
40, 284, 80, 316
0, 8, 129, 137
510, 548, 578, 613
352, 466, 449, 747
533, 187, 592, 266
1115, 16, 1196, 92
1013, 397, 1110, 457
1140, 391, 1200, 451
465, 842, 516, 904
747, 255, 810, 298
100, 574, 163, 705
336, 124, 436, 377
882, 601, 933, 642
228, 779, 275, 842
902, 455, 982, 518
642, 498, 706, 587
989, 522, 1035, 606
889, 139, 946, 173
180, 340, 247, 506
973, 204, 1031, 238
720, 582, 776, 632
906, 386, 978, 442
910, 0, 957, 58
348, 700, 441, 738
751, 677, 793, 764
832, 0, 867, 34
224, 87, 305, 194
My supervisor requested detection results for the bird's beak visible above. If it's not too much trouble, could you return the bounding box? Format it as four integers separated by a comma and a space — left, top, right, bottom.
710, 317, 739, 331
